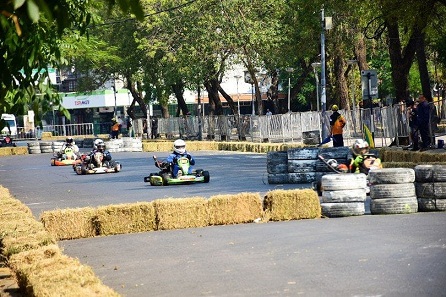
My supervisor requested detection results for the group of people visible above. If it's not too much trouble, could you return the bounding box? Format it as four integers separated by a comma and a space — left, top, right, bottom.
406, 94, 438, 151
58, 137, 112, 167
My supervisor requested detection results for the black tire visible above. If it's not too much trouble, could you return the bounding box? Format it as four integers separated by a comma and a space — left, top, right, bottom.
370, 183, 416, 199
81, 164, 88, 175
203, 171, 210, 183
268, 173, 289, 184
195, 169, 203, 176
415, 182, 446, 199
414, 165, 446, 182
370, 197, 418, 215
114, 163, 121, 172
50, 158, 56, 166
321, 188, 367, 203
162, 173, 169, 186
368, 168, 415, 184
287, 159, 317, 173
417, 198, 446, 212
320, 202, 365, 217
287, 147, 319, 160
267, 151, 288, 174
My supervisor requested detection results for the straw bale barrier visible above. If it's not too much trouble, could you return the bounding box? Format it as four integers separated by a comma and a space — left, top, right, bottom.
95, 202, 156, 235
40, 207, 97, 240
154, 197, 209, 230
208, 193, 263, 225
9, 245, 120, 297
0, 187, 55, 258
0, 146, 28, 156
263, 189, 321, 221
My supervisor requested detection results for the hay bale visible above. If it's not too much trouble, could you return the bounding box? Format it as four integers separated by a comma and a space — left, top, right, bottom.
154, 197, 208, 230
9, 245, 120, 297
40, 208, 97, 240
96, 202, 156, 235
0, 190, 55, 257
263, 189, 321, 221
208, 193, 263, 225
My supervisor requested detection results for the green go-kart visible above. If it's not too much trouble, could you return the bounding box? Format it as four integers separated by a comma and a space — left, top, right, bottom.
144, 156, 210, 186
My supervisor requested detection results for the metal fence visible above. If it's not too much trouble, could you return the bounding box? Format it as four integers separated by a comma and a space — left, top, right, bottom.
13, 98, 446, 148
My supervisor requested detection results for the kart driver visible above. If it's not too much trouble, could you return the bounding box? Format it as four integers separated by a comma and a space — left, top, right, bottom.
349, 139, 381, 174
159, 139, 195, 178
88, 139, 112, 167
59, 137, 80, 159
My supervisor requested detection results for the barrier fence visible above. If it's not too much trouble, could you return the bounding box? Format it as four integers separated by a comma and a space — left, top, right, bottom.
14, 98, 446, 148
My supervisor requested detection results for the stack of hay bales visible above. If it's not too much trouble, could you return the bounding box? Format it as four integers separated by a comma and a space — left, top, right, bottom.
369, 168, 418, 214
319, 173, 368, 217
414, 165, 446, 211
27, 141, 41, 154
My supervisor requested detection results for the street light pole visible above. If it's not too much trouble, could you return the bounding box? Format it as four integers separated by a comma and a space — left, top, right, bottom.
286, 67, 294, 112
311, 63, 321, 111
112, 79, 117, 119
320, 8, 332, 140
251, 82, 255, 116
234, 75, 242, 115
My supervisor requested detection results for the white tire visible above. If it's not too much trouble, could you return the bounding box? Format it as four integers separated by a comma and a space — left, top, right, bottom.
370, 197, 418, 215
321, 188, 367, 203
321, 173, 367, 191
321, 202, 365, 217
368, 168, 415, 184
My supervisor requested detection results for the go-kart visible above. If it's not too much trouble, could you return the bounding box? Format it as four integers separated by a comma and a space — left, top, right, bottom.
144, 156, 210, 186
51, 147, 80, 166
0, 135, 16, 147
74, 151, 121, 175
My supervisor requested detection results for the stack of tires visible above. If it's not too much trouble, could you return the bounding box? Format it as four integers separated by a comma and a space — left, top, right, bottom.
122, 137, 143, 152
267, 151, 289, 184
414, 165, 446, 211
287, 147, 323, 183
52, 141, 64, 153
39, 141, 53, 153
369, 168, 418, 215
105, 139, 123, 152
320, 173, 368, 217
27, 141, 41, 154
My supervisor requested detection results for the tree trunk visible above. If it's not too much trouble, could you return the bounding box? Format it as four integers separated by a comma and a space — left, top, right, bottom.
416, 32, 432, 100
218, 84, 236, 114
204, 79, 223, 115
172, 82, 189, 116
386, 20, 418, 102
267, 70, 279, 114
125, 75, 147, 119
334, 54, 349, 110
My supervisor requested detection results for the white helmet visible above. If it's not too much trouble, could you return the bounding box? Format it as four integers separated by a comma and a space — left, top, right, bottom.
173, 139, 186, 154
352, 139, 369, 156
94, 138, 104, 149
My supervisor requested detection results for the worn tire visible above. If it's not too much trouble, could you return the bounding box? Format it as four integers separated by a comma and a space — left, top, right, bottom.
267, 151, 288, 174
415, 182, 446, 199
287, 159, 317, 173
414, 164, 446, 182
417, 198, 446, 211
370, 197, 418, 215
370, 183, 416, 199
203, 171, 210, 183
287, 147, 319, 160
368, 168, 415, 184
321, 188, 367, 203
321, 202, 365, 217
289, 172, 328, 184
321, 173, 367, 191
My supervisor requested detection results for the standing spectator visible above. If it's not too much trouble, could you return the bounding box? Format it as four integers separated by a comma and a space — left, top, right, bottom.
142, 119, 148, 139
111, 119, 120, 139
329, 104, 346, 147
416, 95, 431, 150
266, 109, 272, 116
151, 116, 158, 139
406, 99, 419, 151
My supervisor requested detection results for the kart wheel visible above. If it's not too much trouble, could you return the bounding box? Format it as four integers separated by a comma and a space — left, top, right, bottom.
81, 164, 88, 175
195, 169, 203, 176
50, 158, 55, 166
144, 173, 154, 183
162, 173, 169, 186
114, 163, 121, 172
203, 171, 210, 183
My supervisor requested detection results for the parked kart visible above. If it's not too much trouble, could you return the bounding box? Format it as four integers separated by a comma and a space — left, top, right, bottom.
51, 147, 80, 166
74, 152, 121, 175
0, 135, 16, 147
144, 156, 210, 186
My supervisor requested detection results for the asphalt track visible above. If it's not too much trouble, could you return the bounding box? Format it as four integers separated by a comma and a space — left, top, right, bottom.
1, 151, 446, 296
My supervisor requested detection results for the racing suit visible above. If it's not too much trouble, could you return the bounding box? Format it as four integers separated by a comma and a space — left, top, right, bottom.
59, 143, 80, 159
88, 149, 112, 167
166, 151, 195, 177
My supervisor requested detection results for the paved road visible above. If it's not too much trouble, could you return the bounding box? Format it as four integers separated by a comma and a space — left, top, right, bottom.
1, 151, 446, 296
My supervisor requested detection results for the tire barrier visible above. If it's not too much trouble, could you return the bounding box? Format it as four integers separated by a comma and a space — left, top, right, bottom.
104, 137, 143, 153
266, 146, 351, 185
320, 173, 367, 217
302, 130, 321, 146
39, 141, 53, 154
52, 141, 64, 153
414, 164, 446, 211
369, 168, 418, 215
27, 141, 41, 154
